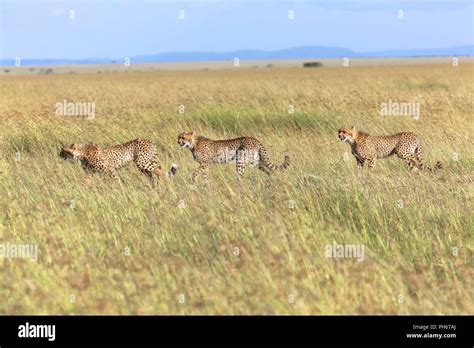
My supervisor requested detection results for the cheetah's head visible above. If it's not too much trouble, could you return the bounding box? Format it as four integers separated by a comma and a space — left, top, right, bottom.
60, 143, 96, 160
338, 126, 357, 144
178, 131, 195, 149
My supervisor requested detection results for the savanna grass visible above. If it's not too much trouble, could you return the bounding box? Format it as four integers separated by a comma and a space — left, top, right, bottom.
0, 63, 472, 314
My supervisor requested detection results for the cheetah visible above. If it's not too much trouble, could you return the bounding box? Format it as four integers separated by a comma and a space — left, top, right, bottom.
177, 131, 290, 181
338, 126, 442, 171
60, 139, 177, 185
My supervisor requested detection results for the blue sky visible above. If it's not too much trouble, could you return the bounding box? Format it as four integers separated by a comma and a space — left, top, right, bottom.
0, 0, 473, 59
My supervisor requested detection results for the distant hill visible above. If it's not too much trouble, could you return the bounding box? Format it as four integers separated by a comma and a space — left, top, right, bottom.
1, 45, 472, 66
132, 46, 357, 62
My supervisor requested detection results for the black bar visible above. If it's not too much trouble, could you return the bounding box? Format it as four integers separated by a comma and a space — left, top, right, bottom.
0, 315, 472, 346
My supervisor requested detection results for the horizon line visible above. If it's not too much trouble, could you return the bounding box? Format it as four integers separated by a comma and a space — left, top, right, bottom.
1, 44, 472, 65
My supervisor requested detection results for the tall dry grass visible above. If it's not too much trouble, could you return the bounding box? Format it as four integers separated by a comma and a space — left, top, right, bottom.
0, 64, 472, 314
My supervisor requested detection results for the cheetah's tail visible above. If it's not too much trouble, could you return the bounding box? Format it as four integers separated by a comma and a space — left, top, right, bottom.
260, 150, 290, 171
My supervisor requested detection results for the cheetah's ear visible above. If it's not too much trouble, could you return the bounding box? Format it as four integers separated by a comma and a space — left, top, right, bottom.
350, 126, 355, 131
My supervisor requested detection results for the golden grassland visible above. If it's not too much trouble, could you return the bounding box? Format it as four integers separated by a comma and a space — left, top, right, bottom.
0, 63, 473, 314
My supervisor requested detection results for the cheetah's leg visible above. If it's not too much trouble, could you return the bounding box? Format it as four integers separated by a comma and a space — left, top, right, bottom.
415, 144, 423, 166
400, 154, 421, 171
152, 164, 165, 182
191, 170, 199, 182
257, 149, 273, 174
143, 170, 158, 187
136, 159, 163, 186
236, 152, 247, 178
258, 163, 272, 175
404, 159, 415, 170
107, 170, 120, 183
356, 158, 365, 170
83, 170, 94, 186
137, 165, 152, 181
407, 158, 420, 171
414, 144, 431, 171
367, 159, 376, 170
236, 162, 247, 178
192, 164, 209, 182
149, 173, 158, 187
